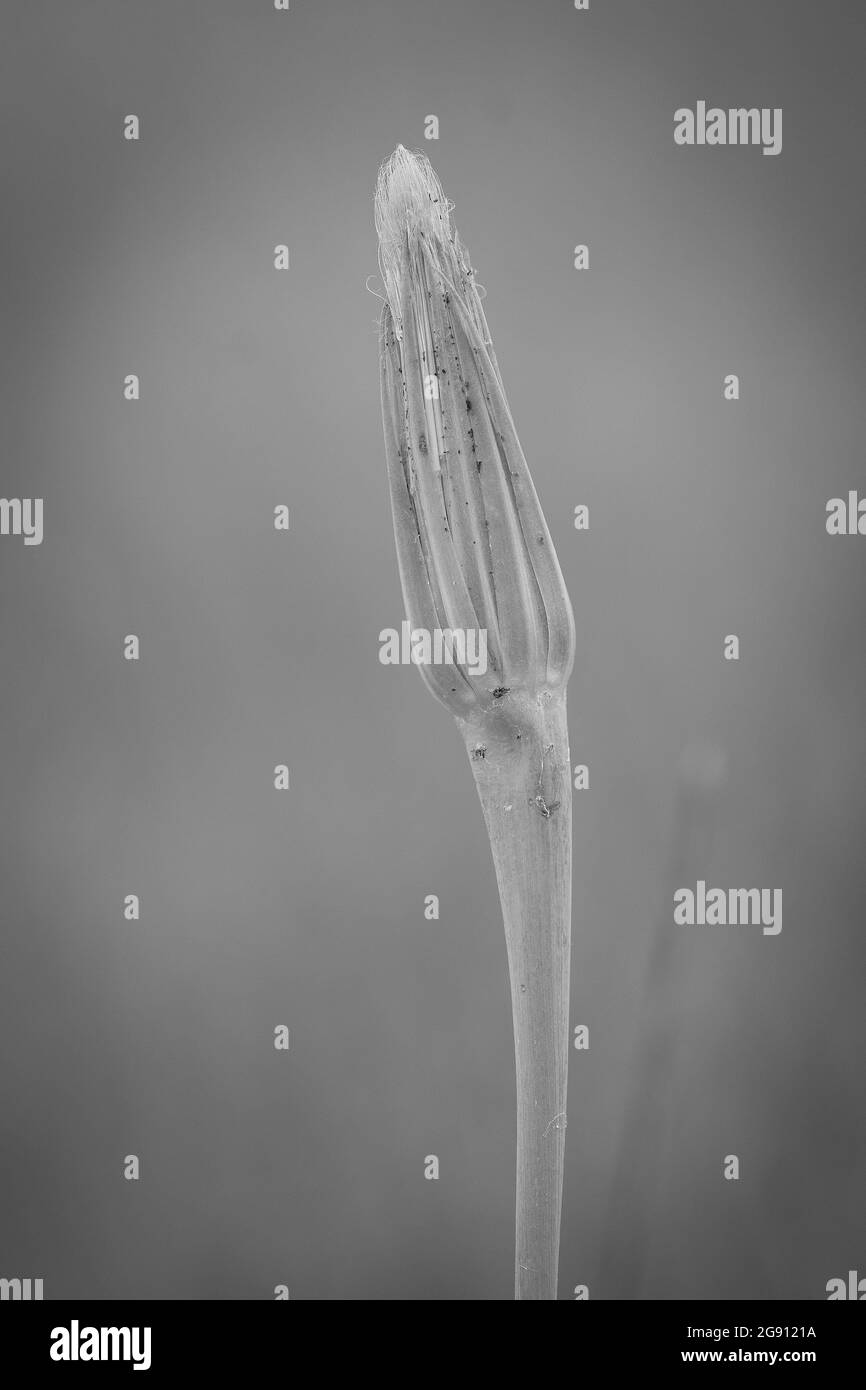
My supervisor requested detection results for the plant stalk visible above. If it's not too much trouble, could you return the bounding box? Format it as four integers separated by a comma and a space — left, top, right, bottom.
375, 146, 576, 1300
460, 689, 572, 1301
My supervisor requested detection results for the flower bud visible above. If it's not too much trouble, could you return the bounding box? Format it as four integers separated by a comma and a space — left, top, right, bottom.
376, 147, 574, 719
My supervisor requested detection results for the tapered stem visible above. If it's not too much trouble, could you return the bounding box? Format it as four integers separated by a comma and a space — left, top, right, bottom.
460, 691, 572, 1300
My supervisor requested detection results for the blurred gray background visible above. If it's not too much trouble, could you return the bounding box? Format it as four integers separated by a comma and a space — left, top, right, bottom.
1, 0, 864, 1299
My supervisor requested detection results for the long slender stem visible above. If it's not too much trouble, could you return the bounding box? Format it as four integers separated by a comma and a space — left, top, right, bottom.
460, 690, 572, 1300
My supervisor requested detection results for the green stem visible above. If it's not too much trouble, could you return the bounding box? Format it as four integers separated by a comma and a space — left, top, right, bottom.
459, 690, 572, 1301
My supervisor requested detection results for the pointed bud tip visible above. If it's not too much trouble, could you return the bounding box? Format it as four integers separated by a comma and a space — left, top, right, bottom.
375, 145, 448, 234
375, 146, 454, 317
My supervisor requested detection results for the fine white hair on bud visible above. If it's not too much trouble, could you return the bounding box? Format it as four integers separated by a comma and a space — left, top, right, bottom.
374, 145, 492, 357
374, 145, 451, 314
